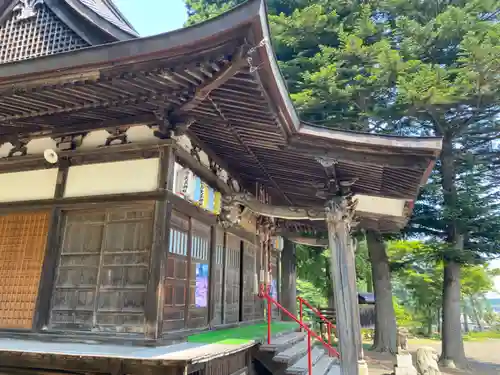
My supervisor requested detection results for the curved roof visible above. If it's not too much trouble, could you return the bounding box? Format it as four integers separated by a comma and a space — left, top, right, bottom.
0, 0, 138, 42
0, 0, 442, 231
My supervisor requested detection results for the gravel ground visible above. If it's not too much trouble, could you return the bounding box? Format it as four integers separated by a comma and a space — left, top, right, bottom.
363, 339, 500, 375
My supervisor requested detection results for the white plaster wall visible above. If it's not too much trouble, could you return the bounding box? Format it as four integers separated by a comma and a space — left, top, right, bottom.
64, 159, 160, 198
0, 169, 58, 202
355, 194, 406, 218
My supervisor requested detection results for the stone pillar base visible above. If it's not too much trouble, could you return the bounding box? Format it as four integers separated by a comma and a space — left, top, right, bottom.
394, 352, 418, 375
359, 359, 369, 375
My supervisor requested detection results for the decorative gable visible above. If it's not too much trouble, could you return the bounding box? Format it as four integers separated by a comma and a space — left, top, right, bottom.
0, 1, 88, 64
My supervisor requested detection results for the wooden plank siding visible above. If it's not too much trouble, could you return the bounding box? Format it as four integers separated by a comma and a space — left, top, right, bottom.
49, 205, 154, 333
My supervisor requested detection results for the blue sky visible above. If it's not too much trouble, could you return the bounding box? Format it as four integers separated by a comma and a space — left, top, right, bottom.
115, 0, 188, 36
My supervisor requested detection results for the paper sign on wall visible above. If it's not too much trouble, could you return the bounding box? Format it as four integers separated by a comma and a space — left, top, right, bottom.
174, 163, 222, 215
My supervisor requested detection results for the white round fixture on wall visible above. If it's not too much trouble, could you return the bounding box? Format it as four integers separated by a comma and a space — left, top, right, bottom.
43, 149, 59, 164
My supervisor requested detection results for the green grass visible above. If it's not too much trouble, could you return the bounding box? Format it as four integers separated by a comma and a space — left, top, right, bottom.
187, 322, 297, 345
463, 331, 500, 341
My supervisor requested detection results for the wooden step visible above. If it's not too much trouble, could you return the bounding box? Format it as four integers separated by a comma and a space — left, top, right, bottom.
273, 339, 308, 363
326, 364, 341, 375
311, 355, 338, 375
285, 346, 324, 374
260, 331, 306, 352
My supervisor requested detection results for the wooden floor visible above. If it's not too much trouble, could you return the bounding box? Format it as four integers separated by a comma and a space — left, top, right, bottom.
0, 322, 298, 365
0, 338, 255, 364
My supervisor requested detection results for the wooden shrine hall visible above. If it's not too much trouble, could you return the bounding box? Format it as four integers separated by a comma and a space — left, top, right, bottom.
0, 0, 442, 374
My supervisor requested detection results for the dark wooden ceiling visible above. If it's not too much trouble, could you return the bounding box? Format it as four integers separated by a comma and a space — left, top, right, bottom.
0, 0, 441, 231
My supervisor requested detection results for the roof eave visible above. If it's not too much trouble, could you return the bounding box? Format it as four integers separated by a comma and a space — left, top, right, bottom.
0, 0, 262, 80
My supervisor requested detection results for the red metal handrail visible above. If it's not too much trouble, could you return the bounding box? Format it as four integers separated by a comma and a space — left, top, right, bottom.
259, 286, 339, 375
297, 296, 337, 346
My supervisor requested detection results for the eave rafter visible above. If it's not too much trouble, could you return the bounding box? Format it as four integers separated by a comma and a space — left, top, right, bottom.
0, 45, 250, 143
207, 93, 293, 205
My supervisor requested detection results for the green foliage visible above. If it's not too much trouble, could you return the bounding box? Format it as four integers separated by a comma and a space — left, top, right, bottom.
185, 0, 500, 355
296, 278, 327, 308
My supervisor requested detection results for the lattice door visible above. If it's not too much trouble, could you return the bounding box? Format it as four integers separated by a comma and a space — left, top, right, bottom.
224, 234, 241, 324
242, 241, 256, 321
0, 211, 50, 329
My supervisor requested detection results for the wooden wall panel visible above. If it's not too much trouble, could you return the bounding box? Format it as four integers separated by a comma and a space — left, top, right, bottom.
224, 234, 241, 324
188, 219, 210, 329
213, 228, 224, 325
0, 212, 50, 329
242, 241, 256, 322
163, 211, 189, 332
50, 206, 153, 333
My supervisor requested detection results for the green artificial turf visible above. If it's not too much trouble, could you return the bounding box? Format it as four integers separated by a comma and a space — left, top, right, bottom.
187, 322, 297, 345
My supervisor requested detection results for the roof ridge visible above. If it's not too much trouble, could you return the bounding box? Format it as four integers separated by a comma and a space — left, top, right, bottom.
75, 0, 138, 37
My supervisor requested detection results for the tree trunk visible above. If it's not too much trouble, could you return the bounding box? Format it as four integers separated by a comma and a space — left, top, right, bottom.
439, 135, 467, 368
325, 258, 335, 308
437, 307, 442, 334
280, 238, 297, 320
366, 230, 397, 353
463, 310, 469, 333
469, 296, 483, 332
427, 315, 433, 337
366, 267, 373, 293
441, 259, 467, 367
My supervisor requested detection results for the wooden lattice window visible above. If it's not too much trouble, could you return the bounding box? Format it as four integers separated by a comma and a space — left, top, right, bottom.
163, 211, 189, 331
242, 241, 257, 322
212, 228, 224, 325
50, 206, 153, 333
0, 211, 50, 329
224, 234, 241, 324
0, 4, 88, 64
188, 219, 210, 329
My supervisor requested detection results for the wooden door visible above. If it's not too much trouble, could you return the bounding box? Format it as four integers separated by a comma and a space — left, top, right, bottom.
0, 211, 50, 329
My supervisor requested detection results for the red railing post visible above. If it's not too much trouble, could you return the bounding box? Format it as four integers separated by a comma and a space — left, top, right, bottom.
307, 330, 312, 375
267, 295, 272, 345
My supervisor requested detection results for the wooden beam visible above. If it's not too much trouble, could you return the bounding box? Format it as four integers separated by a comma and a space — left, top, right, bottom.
173, 144, 232, 196
285, 142, 432, 170
173, 47, 248, 115
145, 146, 175, 340
326, 198, 365, 375
0, 191, 165, 214
32, 161, 68, 331
224, 192, 326, 221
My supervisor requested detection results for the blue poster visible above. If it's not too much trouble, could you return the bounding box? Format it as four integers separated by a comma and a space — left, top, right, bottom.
195, 263, 209, 308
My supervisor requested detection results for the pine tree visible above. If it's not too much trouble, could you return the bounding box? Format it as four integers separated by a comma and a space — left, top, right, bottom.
185, 0, 500, 365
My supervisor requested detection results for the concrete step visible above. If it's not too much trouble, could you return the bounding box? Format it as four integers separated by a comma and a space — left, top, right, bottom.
311, 355, 338, 375
260, 331, 306, 352
285, 346, 324, 374
273, 339, 308, 364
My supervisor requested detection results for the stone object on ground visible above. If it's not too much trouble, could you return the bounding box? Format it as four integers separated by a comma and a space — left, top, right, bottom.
393, 352, 417, 375
397, 327, 409, 352
415, 347, 441, 375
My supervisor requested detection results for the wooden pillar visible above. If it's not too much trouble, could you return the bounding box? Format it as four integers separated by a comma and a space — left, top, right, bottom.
280, 238, 297, 319
326, 198, 365, 375
144, 146, 175, 340
33, 161, 69, 331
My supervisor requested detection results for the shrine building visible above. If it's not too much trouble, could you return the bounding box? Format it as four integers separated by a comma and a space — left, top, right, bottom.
0, 1, 442, 375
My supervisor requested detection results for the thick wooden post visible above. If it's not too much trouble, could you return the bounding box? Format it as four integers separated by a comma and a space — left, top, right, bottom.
280, 238, 297, 319
33, 161, 69, 331
144, 146, 175, 340
326, 198, 365, 375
